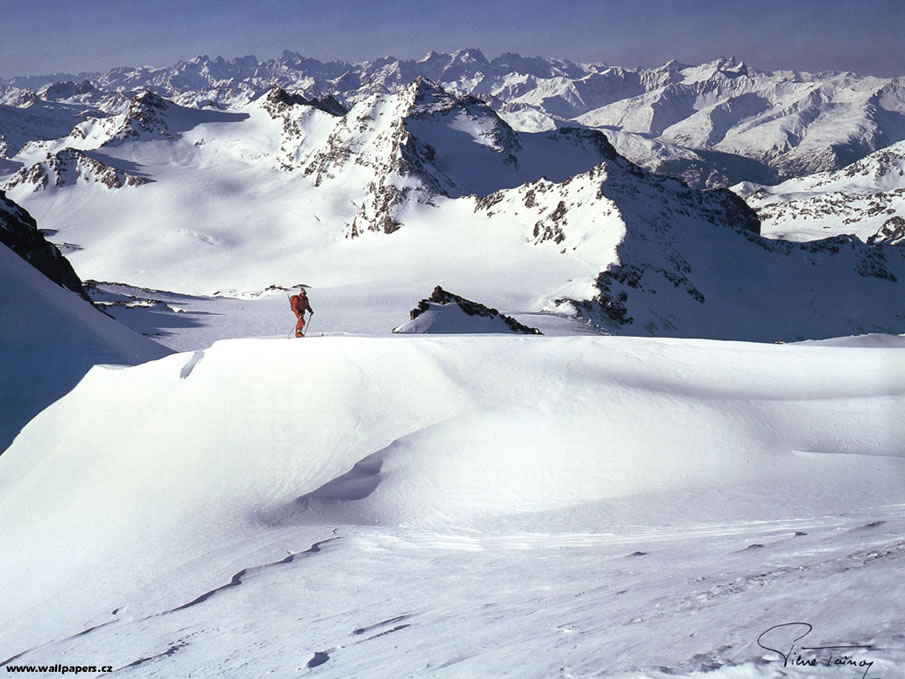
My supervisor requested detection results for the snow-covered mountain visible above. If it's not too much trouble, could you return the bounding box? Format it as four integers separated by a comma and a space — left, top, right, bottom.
735, 140, 905, 243
1, 79, 903, 341
6, 51, 904, 188
4, 148, 150, 192
475, 155, 905, 339
0, 98, 92, 158
302, 78, 615, 236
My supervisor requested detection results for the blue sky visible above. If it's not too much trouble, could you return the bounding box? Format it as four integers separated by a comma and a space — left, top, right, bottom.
1, 0, 903, 78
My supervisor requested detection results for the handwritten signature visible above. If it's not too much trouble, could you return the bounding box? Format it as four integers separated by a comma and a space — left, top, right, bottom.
757, 622, 878, 679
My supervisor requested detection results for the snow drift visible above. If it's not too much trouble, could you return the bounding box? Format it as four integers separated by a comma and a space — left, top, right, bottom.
0, 243, 170, 452
1, 334, 903, 658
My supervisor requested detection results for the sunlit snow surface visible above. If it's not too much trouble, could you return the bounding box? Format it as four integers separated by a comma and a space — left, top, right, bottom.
1, 333, 903, 678
0, 73, 904, 679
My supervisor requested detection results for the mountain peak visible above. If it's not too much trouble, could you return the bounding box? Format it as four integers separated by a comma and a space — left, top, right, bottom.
261, 84, 347, 117
451, 48, 489, 65
707, 56, 748, 76
132, 89, 168, 108
264, 84, 309, 108
418, 50, 443, 63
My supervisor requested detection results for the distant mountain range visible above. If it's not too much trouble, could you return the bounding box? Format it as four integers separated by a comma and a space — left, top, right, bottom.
2, 69, 902, 340
4, 50, 905, 188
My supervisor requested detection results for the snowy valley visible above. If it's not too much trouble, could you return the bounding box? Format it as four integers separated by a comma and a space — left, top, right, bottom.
0, 50, 904, 679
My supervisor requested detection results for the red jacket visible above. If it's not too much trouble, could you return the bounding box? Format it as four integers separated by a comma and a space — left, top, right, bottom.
290, 294, 313, 317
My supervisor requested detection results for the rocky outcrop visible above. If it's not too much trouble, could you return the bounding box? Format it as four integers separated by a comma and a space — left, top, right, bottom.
261, 85, 347, 118
116, 91, 173, 141
398, 286, 542, 334
0, 191, 89, 300
4, 148, 149, 192
259, 85, 346, 172
868, 216, 905, 246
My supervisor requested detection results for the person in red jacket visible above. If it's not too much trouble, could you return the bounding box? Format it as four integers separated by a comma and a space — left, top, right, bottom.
289, 287, 314, 337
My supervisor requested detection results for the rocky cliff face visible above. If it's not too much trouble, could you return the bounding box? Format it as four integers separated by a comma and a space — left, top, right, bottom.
0, 191, 89, 300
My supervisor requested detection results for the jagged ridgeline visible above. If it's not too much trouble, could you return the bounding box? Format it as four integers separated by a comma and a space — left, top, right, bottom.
5, 50, 905, 188
1, 55, 904, 341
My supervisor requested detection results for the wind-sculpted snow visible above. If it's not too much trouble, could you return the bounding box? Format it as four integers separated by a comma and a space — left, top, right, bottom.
0, 243, 170, 453
0, 335, 902, 673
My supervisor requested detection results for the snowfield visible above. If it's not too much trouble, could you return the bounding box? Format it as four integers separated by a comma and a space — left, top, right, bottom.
0, 334, 903, 677
1, 50, 905, 679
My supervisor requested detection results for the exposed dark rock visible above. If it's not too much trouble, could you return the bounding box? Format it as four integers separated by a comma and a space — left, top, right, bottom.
533, 200, 568, 245
868, 215, 905, 246
4, 149, 150, 192
408, 286, 542, 334
0, 191, 90, 301
262, 84, 347, 117
307, 651, 330, 668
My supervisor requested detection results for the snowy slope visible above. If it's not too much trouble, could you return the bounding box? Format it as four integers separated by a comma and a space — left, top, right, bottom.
0, 98, 91, 158
735, 140, 905, 242
0, 244, 171, 453
476, 158, 905, 340
2, 81, 904, 341
301, 78, 613, 235
0, 335, 902, 676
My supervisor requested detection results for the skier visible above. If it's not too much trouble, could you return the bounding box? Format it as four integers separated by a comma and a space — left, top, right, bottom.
289, 287, 314, 337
